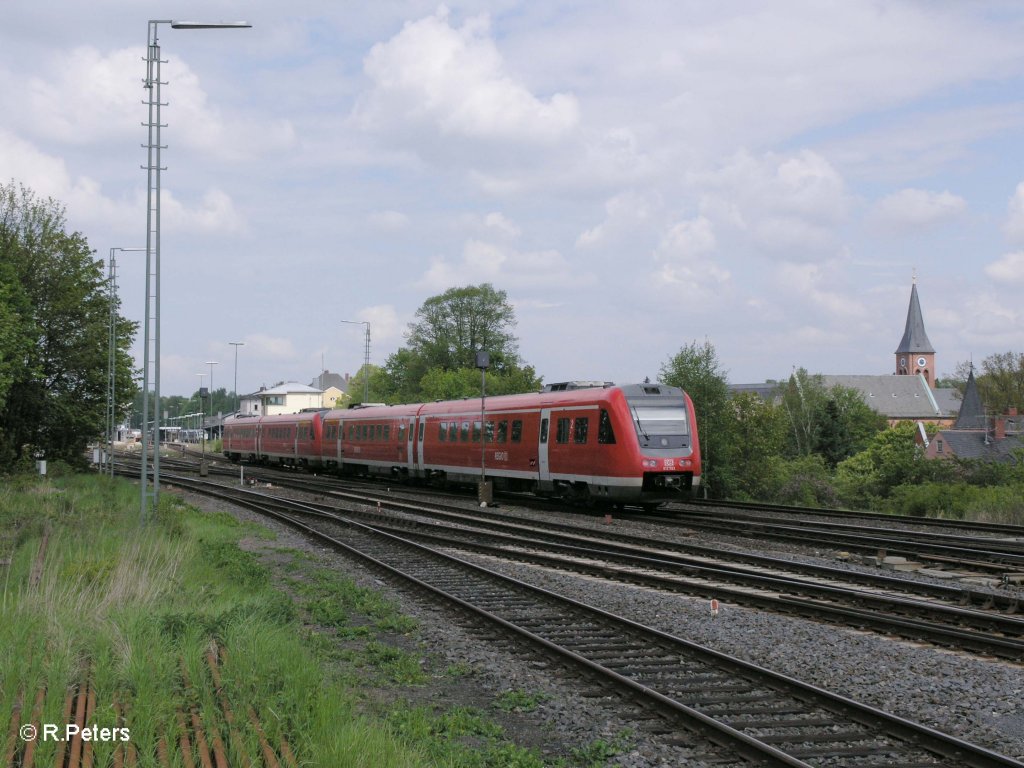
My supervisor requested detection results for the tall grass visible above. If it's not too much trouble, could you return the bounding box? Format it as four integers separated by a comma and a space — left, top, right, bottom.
0, 476, 429, 766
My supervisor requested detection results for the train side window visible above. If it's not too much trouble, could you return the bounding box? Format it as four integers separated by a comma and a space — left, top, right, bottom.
485, 421, 495, 443
349, 425, 355, 440
447, 422, 457, 441
598, 409, 616, 444
472, 421, 481, 442
496, 420, 508, 443
574, 417, 589, 444
460, 421, 470, 442
439, 422, 447, 442
512, 419, 523, 443
418, 422, 424, 440
384, 425, 391, 441
374, 424, 381, 441
398, 423, 406, 441
556, 417, 571, 444
539, 418, 548, 444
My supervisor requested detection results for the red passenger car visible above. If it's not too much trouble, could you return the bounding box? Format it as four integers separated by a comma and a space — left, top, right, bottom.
224, 382, 700, 507
223, 410, 325, 468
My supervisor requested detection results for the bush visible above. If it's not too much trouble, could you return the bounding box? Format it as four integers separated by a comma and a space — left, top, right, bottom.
884, 482, 972, 518
769, 454, 839, 507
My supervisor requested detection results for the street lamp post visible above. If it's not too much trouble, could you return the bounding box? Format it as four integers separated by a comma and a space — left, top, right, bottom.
475, 350, 491, 505
196, 373, 209, 475
229, 341, 244, 413
139, 18, 251, 525
205, 359, 219, 417
106, 246, 144, 477
340, 320, 371, 403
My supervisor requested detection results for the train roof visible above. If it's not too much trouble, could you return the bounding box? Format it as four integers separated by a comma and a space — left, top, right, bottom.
242, 383, 689, 424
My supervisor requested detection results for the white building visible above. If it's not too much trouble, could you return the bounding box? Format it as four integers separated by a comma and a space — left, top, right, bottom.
238, 382, 324, 416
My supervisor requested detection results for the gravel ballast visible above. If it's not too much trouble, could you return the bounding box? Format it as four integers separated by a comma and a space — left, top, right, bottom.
180, 487, 1024, 766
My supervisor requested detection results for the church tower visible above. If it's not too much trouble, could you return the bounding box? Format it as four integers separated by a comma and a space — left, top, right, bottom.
895, 278, 936, 388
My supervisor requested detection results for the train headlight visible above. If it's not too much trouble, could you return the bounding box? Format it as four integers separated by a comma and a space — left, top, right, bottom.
642, 459, 657, 468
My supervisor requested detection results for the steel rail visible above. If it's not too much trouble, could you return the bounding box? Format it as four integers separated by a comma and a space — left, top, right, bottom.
159, 474, 1023, 767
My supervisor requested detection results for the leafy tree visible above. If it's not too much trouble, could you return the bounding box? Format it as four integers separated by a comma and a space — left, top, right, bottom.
344, 364, 390, 406
778, 368, 827, 457
835, 422, 935, 508
418, 365, 543, 402
947, 352, 1024, 414
406, 283, 520, 371
724, 390, 787, 500
380, 284, 541, 403
659, 340, 731, 497
0, 181, 137, 467
778, 369, 884, 465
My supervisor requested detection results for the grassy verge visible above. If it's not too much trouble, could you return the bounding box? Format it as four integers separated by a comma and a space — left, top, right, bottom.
0, 473, 576, 767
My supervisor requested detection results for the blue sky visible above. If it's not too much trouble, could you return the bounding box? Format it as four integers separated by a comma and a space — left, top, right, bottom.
3, 1, 1024, 397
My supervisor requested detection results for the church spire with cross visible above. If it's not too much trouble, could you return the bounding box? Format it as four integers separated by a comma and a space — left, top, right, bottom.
895, 274, 936, 388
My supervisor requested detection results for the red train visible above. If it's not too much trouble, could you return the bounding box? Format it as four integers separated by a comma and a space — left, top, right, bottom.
223, 382, 701, 507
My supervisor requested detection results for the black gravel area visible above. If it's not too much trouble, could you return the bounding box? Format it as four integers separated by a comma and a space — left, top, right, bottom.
177, 485, 1024, 765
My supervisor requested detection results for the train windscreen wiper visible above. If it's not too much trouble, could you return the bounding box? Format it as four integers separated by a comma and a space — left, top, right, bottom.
631, 405, 650, 442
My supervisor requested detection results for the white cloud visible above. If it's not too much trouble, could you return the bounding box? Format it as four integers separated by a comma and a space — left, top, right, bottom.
576, 190, 657, 248
777, 262, 865, 319
696, 149, 848, 256
0, 129, 134, 228
357, 9, 579, 144
871, 188, 967, 232
652, 216, 729, 297
985, 251, 1024, 283
162, 188, 246, 234
420, 238, 577, 291
368, 210, 411, 230
16, 47, 141, 144
1004, 182, 1024, 243
483, 212, 520, 239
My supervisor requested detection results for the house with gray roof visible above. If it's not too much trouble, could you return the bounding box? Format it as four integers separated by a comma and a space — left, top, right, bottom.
924, 369, 1024, 461
730, 374, 959, 424
238, 382, 324, 416
820, 374, 957, 424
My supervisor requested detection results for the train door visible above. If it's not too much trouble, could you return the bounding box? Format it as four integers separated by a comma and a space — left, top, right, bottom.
416, 418, 425, 476
538, 408, 551, 486
406, 417, 417, 476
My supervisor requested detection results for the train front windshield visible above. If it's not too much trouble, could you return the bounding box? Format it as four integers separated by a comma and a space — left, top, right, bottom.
630, 405, 690, 449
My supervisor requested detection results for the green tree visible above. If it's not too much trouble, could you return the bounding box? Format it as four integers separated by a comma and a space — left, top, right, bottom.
947, 353, 1024, 414
344, 363, 390, 406
778, 369, 884, 465
724, 390, 787, 500
0, 181, 137, 466
379, 284, 541, 403
975, 352, 1023, 413
418, 365, 543, 402
778, 368, 827, 457
660, 340, 731, 498
406, 283, 520, 371
835, 422, 934, 508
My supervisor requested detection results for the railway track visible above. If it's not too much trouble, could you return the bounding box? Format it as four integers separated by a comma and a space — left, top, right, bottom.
674, 497, 1024, 539
642, 507, 1024, 576
120, 455, 1024, 657
155, 473, 1023, 767
228, 477, 1024, 659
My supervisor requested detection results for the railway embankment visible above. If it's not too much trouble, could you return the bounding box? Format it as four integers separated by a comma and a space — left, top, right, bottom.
0, 473, 569, 768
